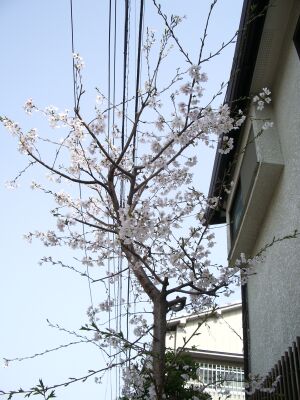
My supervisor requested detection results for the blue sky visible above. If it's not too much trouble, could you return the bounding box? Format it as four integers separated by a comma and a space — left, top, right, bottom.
0, 1, 243, 399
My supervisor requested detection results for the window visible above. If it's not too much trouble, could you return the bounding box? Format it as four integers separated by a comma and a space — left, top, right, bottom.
229, 128, 258, 243
293, 16, 300, 59
230, 181, 243, 241
197, 362, 244, 394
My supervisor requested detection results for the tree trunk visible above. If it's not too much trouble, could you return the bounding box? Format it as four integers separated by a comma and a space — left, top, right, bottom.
152, 295, 168, 400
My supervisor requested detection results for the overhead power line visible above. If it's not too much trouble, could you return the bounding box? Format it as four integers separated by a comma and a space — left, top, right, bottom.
69, 0, 94, 312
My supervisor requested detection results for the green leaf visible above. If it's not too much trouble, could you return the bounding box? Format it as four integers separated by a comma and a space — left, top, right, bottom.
80, 325, 92, 331
46, 390, 56, 399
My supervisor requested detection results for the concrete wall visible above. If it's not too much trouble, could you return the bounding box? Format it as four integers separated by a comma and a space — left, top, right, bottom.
166, 305, 243, 355
245, 0, 300, 375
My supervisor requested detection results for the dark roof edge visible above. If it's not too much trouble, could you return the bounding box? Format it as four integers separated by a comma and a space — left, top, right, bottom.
167, 302, 242, 328
179, 348, 244, 364
207, 0, 270, 225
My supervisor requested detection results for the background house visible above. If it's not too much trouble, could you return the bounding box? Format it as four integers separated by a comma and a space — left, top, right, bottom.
208, 0, 300, 397
166, 303, 244, 400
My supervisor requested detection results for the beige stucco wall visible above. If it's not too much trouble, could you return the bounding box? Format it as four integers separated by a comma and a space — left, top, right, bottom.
244, 0, 300, 375
166, 305, 243, 355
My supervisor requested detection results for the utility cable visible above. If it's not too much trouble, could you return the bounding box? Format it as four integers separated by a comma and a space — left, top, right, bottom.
69, 0, 94, 312
132, 0, 144, 163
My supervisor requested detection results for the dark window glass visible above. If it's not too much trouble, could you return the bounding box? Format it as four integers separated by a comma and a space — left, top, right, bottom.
293, 16, 300, 59
240, 129, 257, 202
230, 181, 243, 241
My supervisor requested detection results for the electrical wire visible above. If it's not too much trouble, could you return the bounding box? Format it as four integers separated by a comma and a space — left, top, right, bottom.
69, 0, 77, 108
107, 3, 113, 398
121, 0, 130, 151
117, 1, 132, 396
69, 0, 94, 311
132, 0, 144, 163
69, 1, 146, 397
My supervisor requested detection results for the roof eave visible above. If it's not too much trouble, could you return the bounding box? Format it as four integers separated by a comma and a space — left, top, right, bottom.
207, 0, 270, 225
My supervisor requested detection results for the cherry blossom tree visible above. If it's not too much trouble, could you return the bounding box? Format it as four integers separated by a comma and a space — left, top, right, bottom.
0, 2, 280, 399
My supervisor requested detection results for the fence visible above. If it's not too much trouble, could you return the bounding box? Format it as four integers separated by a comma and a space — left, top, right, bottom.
248, 336, 300, 399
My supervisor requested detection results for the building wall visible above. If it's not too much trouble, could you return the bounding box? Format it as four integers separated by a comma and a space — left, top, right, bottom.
166, 306, 243, 355
166, 305, 244, 400
244, 0, 300, 375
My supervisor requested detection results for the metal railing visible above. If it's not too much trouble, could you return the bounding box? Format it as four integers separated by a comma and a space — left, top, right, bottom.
248, 336, 300, 399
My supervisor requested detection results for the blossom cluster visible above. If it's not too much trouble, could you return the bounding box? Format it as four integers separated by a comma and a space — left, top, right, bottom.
253, 87, 271, 110
2, 83, 270, 313
73, 52, 85, 70
245, 373, 281, 395
121, 365, 150, 399
130, 314, 149, 337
